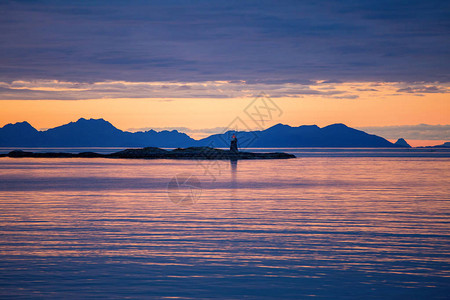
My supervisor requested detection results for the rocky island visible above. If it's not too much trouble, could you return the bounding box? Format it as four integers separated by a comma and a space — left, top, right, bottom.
0, 147, 296, 160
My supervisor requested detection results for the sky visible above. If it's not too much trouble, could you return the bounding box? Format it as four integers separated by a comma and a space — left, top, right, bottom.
0, 0, 449, 145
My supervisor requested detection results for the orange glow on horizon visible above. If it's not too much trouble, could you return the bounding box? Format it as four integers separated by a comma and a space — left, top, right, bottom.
0, 81, 448, 144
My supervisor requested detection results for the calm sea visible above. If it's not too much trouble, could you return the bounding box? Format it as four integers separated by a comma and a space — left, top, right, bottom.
0, 150, 449, 299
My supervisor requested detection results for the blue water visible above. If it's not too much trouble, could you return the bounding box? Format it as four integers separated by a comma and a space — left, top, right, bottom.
0, 155, 449, 299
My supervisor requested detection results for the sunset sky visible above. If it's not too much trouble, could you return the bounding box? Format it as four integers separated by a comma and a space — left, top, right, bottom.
1, 1, 449, 145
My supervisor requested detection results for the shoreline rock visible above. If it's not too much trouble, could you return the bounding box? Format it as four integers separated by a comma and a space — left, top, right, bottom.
2, 147, 296, 160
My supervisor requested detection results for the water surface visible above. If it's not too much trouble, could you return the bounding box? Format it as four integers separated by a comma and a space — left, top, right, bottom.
0, 155, 449, 299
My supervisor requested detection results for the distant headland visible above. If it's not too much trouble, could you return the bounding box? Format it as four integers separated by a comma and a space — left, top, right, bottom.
0, 147, 296, 160
0, 118, 420, 148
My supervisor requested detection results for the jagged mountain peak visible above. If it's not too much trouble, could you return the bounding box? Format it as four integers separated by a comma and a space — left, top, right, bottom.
1, 121, 37, 133
1, 121, 35, 129
269, 123, 291, 129
46, 118, 120, 133
75, 117, 108, 123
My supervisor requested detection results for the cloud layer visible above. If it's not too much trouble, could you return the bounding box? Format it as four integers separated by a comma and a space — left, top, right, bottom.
0, 79, 447, 100
1, 0, 449, 84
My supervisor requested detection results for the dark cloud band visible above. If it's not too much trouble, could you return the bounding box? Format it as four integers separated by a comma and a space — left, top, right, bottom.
0, 0, 448, 84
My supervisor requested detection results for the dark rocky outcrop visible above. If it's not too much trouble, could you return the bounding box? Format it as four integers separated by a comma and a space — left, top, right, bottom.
4, 147, 295, 160
109, 147, 169, 158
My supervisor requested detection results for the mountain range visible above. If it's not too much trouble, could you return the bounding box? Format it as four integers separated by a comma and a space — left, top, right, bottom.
425, 142, 450, 148
0, 118, 409, 148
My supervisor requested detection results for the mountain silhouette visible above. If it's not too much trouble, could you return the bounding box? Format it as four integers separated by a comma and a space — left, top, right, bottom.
197, 123, 397, 147
394, 138, 411, 148
0, 119, 401, 147
429, 142, 450, 148
0, 121, 39, 146
0, 118, 196, 147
